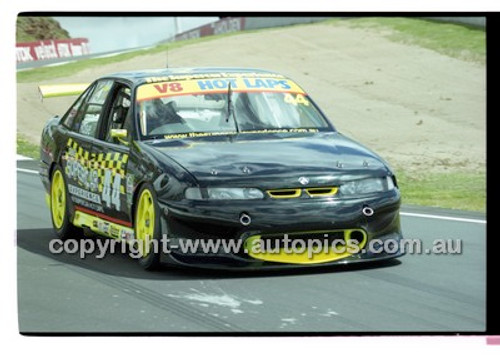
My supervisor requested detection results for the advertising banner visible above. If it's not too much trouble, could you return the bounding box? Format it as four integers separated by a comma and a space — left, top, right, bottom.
16, 38, 90, 63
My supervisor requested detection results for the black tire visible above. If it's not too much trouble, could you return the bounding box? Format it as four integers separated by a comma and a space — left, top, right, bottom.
50, 165, 81, 240
134, 183, 163, 270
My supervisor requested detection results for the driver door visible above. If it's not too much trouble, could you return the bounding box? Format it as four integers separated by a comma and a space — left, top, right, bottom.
91, 83, 133, 234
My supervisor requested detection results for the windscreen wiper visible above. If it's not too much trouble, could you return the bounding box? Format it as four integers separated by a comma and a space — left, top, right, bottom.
226, 82, 240, 133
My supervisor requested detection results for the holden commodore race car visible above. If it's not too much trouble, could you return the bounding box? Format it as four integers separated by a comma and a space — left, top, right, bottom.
39, 67, 404, 270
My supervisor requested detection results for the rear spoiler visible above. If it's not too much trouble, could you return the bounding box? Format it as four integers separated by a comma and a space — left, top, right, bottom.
38, 83, 90, 101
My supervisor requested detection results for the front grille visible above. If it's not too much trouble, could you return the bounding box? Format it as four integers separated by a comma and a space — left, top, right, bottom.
305, 187, 338, 197
267, 186, 338, 199
267, 188, 302, 199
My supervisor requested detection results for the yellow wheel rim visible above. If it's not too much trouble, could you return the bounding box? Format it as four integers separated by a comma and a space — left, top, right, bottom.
135, 189, 155, 257
51, 170, 66, 229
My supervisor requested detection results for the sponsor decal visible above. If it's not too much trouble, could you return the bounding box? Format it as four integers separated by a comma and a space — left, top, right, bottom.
16, 38, 90, 63
68, 184, 101, 204
126, 174, 134, 207
98, 221, 110, 235
72, 196, 104, 213
137, 77, 305, 101
196, 78, 292, 91
65, 147, 99, 192
91, 220, 110, 234
64, 138, 128, 212
120, 229, 134, 241
163, 128, 319, 140
144, 72, 285, 84
110, 225, 120, 238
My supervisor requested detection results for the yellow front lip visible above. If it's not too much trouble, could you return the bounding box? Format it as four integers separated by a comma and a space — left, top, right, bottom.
244, 229, 367, 264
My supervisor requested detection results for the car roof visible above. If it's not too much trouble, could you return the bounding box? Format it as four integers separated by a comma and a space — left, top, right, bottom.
106, 67, 285, 86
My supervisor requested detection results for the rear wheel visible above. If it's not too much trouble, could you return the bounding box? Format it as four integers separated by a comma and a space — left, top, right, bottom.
134, 184, 162, 270
50, 165, 80, 240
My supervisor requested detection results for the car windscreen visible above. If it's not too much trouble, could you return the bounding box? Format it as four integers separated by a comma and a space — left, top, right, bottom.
135, 76, 332, 139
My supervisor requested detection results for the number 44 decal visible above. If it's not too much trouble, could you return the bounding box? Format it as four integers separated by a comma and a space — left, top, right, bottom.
102, 170, 121, 210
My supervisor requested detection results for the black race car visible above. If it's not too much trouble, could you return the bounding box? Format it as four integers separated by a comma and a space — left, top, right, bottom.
40, 67, 404, 270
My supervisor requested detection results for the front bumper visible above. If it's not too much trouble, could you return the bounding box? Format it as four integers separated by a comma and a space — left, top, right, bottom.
157, 190, 404, 270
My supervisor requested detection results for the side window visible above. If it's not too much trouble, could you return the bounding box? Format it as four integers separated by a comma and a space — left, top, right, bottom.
104, 86, 132, 143
61, 85, 94, 129
73, 80, 113, 138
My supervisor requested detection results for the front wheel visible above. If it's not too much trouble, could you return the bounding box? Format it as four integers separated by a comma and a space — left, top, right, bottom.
50, 165, 80, 240
134, 183, 162, 270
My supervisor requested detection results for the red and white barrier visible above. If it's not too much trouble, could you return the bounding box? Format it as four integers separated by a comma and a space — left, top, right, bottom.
16, 38, 90, 63
174, 17, 245, 41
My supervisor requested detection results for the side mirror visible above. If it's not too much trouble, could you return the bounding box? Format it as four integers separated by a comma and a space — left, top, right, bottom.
110, 129, 128, 145
110, 128, 127, 139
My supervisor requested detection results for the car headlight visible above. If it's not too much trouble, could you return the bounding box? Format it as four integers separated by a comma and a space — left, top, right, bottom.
185, 187, 265, 200
340, 176, 395, 195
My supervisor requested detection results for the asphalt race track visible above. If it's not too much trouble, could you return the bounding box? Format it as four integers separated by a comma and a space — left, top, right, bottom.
17, 162, 486, 333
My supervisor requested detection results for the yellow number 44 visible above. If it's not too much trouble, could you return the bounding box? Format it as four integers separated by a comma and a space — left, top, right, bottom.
284, 93, 309, 106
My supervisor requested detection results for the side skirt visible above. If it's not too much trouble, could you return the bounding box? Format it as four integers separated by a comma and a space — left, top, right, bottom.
72, 207, 135, 242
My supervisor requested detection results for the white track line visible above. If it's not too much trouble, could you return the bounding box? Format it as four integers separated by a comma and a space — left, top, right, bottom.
14, 168, 488, 225
400, 212, 486, 224
16, 168, 38, 175
44, 60, 76, 67
16, 154, 32, 160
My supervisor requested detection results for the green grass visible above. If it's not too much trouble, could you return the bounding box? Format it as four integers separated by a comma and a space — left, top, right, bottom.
396, 170, 486, 212
17, 31, 242, 83
329, 17, 485, 63
17, 134, 39, 159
